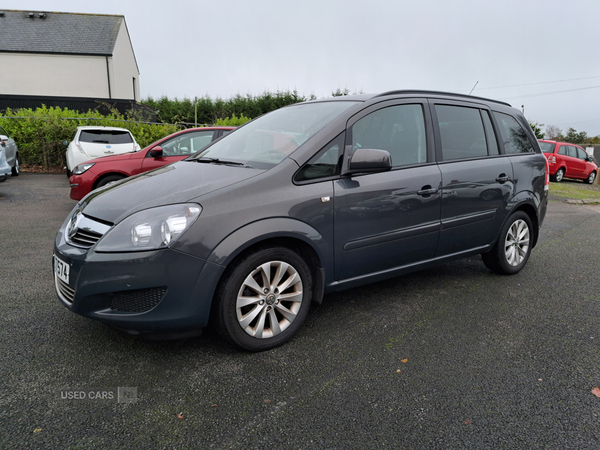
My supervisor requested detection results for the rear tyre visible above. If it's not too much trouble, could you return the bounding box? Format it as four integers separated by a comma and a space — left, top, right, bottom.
482, 211, 533, 275
585, 171, 596, 185
95, 174, 126, 189
552, 168, 565, 182
11, 154, 20, 176
214, 247, 312, 352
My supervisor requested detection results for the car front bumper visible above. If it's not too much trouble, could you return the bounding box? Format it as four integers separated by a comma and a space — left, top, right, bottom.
53, 232, 225, 334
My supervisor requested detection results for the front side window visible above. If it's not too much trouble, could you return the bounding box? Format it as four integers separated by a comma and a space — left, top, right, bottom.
191, 101, 358, 169
435, 105, 489, 160
493, 112, 534, 154
161, 131, 215, 156
295, 133, 344, 182
351, 104, 427, 167
576, 147, 588, 160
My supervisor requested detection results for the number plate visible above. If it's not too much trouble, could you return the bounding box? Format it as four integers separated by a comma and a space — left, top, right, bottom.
54, 255, 70, 284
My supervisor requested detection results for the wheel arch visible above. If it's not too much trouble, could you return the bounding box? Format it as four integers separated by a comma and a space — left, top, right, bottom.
92, 172, 128, 190
207, 218, 331, 307
509, 201, 540, 248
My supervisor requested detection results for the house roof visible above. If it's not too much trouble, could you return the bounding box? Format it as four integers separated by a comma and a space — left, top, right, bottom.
0, 10, 124, 56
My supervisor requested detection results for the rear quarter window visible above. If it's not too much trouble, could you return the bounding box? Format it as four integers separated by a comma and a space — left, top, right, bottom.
493, 112, 534, 154
539, 142, 556, 153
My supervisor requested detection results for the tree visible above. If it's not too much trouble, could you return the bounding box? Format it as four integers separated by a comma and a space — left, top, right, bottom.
544, 125, 562, 141
563, 127, 588, 144
529, 121, 544, 139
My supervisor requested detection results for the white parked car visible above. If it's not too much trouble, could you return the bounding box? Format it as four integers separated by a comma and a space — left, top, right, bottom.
65, 126, 140, 176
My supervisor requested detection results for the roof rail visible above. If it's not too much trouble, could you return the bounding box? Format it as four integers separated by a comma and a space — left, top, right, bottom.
374, 90, 512, 107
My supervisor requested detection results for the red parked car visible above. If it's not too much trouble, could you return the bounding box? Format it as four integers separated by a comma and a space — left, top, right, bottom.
539, 140, 597, 184
69, 127, 235, 200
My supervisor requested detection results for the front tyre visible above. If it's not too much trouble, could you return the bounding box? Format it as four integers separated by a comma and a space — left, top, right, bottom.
11, 154, 20, 176
585, 171, 596, 185
214, 247, 312, 351
482, 211, 533, 275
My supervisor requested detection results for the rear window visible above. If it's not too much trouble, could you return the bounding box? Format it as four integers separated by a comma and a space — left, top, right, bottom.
539, 142, 556, 153
79, 130, 133, 144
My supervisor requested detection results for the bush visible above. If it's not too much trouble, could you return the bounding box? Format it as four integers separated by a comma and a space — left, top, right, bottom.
142, 90, 311, 125
215, 114, 251, 126
0, 106, 178, 169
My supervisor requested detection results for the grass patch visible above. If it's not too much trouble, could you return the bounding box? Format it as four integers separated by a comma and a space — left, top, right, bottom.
549, 180, 600, 200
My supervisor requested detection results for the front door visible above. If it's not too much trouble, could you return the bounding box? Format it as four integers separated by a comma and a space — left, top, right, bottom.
334, 101, 442, 282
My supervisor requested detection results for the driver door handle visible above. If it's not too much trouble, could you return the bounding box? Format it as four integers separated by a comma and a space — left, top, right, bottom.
417, 185, 439, 197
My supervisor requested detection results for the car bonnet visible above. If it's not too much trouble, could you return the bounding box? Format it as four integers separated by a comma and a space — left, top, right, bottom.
79, 160, 264, 224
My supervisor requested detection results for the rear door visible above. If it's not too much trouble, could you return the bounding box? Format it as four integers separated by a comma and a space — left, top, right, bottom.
334, 100, 442, 281
432, 101, 514, 257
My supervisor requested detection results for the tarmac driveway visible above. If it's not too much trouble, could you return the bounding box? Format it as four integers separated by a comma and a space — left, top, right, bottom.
1, 174, 599, 449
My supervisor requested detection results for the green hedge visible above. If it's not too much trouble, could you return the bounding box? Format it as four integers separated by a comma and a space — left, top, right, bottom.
142, 90, 311, 125
0, 106, 178, 169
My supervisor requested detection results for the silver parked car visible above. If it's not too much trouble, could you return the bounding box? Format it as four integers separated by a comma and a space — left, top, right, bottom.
0, 125, 20, 177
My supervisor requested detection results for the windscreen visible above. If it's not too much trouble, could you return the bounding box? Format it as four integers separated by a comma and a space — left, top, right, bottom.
191, 101, 359, 169
79, 130, 134, 144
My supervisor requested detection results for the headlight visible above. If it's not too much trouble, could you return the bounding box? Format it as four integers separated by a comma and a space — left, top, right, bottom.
72, 163, 95, 175
95, 204, 201, 252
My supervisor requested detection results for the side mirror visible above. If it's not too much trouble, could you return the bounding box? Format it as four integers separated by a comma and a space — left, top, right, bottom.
344, 148, 392, 174
0, 135, 7, 147
62, 140, 69, 147
149, 146, 163, 158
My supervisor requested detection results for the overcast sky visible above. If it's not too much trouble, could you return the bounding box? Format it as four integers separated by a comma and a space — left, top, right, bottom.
4, 0, 600, 137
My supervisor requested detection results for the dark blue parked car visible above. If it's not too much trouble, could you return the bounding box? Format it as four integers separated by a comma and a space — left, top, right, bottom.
54, 91, 548, 351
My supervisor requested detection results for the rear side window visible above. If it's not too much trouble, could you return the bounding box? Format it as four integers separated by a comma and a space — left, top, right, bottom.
493, 112, 534, 154
351, 104, 427, 167
79, 130, 133, 144
539, 142, 556, 153
435, 105, 492, 160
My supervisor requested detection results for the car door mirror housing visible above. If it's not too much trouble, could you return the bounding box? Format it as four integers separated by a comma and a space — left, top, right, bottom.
344, 148, 392, 174
149, 146, 163, 158
62, 140, 69, 147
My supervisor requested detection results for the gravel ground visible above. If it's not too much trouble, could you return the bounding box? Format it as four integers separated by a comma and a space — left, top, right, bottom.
1, 174, 599, 449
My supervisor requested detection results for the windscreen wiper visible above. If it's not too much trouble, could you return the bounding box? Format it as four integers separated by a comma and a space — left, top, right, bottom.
193, 157, 250, 167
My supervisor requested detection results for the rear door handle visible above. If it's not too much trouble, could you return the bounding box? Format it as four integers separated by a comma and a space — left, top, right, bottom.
496, 174, 511, 183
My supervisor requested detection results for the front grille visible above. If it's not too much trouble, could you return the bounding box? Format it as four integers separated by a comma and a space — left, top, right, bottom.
109, 287, 167, 312
55, 276, 75, 303
66, 211, 111, 249
70, 229, 103, 247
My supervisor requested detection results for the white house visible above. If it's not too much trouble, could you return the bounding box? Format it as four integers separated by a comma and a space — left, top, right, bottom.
0, 9, 141, 113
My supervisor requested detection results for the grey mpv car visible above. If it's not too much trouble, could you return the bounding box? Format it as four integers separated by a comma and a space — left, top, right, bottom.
54, 91, 548, 351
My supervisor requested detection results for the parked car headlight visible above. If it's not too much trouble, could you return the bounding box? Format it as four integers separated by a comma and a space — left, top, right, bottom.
72, 163, 95, 175
95, 204, 201, 252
